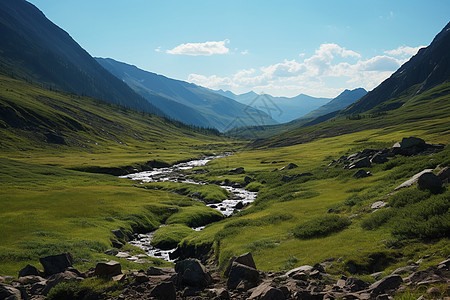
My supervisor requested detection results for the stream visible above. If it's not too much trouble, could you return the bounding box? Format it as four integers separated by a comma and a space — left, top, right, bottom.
119, 154, 257, 262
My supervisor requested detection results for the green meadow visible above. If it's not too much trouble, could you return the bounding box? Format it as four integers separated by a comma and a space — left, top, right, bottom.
0, 75, 449, 280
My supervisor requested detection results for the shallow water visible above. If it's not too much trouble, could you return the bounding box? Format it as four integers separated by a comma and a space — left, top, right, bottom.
120, 154, 257, 262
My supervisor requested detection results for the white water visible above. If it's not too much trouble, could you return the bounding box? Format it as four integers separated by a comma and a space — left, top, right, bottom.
120, 154, 258, 262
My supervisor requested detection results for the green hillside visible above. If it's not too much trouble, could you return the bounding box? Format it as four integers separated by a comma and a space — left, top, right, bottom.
0, 75, 241, 275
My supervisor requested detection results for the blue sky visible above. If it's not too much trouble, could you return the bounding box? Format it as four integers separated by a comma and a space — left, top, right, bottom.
28, 0, 449, 97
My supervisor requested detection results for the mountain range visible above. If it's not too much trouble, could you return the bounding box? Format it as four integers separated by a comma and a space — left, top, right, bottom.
214, 90, 331, 123
0, 0, 162, 116
95, 58, 278, 131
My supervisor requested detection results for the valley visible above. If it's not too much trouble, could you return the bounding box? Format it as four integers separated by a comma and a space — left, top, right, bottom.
0, 1, 449, 299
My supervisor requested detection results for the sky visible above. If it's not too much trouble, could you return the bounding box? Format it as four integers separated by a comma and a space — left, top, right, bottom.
28, 0, 450, 98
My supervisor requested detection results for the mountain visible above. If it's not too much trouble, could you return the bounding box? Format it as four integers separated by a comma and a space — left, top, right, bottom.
214, 90, 331, 123
0, 0, 162, 116
298, 88, 367, 120
96, 58, 278, 131
343, 22, 450, 114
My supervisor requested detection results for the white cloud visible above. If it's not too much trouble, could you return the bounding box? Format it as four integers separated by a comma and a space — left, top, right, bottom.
241, 50, 249, 55
384, 45, 424, 57
186, 43, 419, 98
154, 46, 162, 53
166, 39, 230, 56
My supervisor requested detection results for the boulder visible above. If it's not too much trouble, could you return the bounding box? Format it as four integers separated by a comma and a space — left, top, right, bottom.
370, 153, 388, 164
150, 281, 177, 300
369, 275, 402, 295
349, 157, 371, 169
244, 176, 254, 184
147, 266, 175, 276
235, 202, 244, 209
229, 167, 245, 174
104, 249, 119, 256
94, 261, 122, 277
18, 264, 40, 278
39, 252, 73, 276
400, 137, 425, 149
235, 252, 257, 269
353, 169, 371, 178
285, 265, 314, 277
344, 277, 369, 292
175, 258, 212, 287
280, 163, 298, 170
371, 201, 387, 210
42, 270, 80, 295
437, 166, 449, 183
17, 275, 45, 285
250, 283, 285, 300
207, 288, 230, 300
227, 262, 260, 290
134, 272, 149, 284
0, 284, 22, 300
394, 169, 434, 190
417, 172, 442, 191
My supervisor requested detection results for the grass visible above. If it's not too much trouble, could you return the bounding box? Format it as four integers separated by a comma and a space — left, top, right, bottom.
291, 215, 351, 239
151, 224, 194, 250
0, 74, 449, 281
142, 181, 230, 204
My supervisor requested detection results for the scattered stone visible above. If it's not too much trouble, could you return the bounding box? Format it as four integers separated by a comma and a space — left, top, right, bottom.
235, 252, 257, 269
0, 284, 22, 300
94, 261, 122, 277
175, 258, 212, 288
437, 166, 449, 183
426, 286, 440, 295
150, 281, 177, 300
285, 265, 314, 277
115, 252, 131, 258
391, 265, 418, 275
349, 157, 371, 169
229, 167, 245, 174
134, 272, 149, 284
207, 288, 230, 300
235, 201, 244, 209
354, 169, 371, 178
371, 201, 387, 209
344, 277, 369, 292
17, 275, 45, 285
394, 169, 434, 190
280, 163, 299, 170
104, 249, 119, 256
369, 275, 402, 295
400, 137, 425, 149
250, 283, 285, 300
18, 264, 40, 278
417, 172, 442, 191
370, 153, 388, 164
227, 262, 260, 290
39, 252, 73, 276
42, 270, 80, 295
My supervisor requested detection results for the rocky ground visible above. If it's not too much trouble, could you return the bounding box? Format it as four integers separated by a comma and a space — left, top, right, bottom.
1, 251, 449, 300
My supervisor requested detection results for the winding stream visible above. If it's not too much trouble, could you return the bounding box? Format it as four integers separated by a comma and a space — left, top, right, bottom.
119, 154, 257, 262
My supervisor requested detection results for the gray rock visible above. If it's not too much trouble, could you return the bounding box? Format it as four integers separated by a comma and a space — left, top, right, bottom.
150, 281, 177, 300
349, 157, 371, 169
285, 265, 314, 277
250, 283, 285, 300
400, 137, 425, 149
371, 201, 387, 209
42, 270, 80, 295
17, 275, 45, 285
392, 265, 418, 275
235, 252, 257, 269
369, 275, 402, 295
18, 264, 40, 278
229, 167, 245, 174
437, 166, 449, 183
394, 169, 434, 190
354, 169, 371, 178
39, 252, 73, 276
175, 258, 212, 287
0, 284, 22, 300
344, 277, 369, 292
227, 262, 260, 290
417, 172, 442, 190
370, 153, 388, 164
94, 260, 122, 277
104, 249, 119, 256
280, 163, 298, 170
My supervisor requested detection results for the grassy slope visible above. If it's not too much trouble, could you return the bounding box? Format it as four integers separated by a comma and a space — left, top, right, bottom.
0, 75, 242, 275
178, 83, 450, 276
